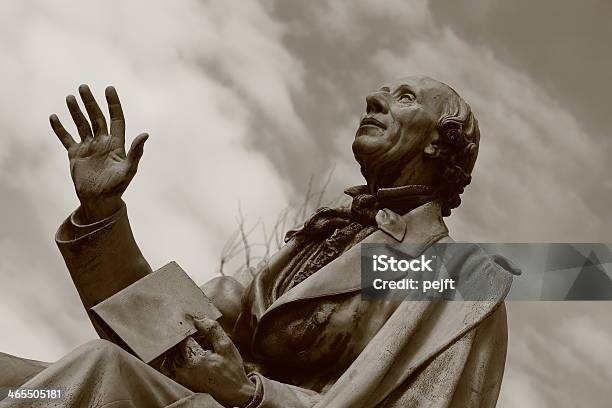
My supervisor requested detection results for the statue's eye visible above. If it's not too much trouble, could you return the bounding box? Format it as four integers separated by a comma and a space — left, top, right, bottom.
397, 93, 415, 103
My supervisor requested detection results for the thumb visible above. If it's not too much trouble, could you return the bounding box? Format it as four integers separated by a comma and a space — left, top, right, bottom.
181, 337, 208, 365
127, 132, 149, 168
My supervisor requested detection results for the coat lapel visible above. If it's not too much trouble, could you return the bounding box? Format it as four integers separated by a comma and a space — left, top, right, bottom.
261, 201, 449, 318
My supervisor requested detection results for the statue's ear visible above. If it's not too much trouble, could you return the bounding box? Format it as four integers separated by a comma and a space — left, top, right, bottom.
424, 144, 440, 158
423, 129, 442, 159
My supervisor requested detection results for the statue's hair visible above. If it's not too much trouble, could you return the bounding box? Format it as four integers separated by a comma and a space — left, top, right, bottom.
430, 87, 480, 217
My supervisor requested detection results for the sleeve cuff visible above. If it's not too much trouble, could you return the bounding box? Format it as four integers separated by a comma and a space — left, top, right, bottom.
56, 201, 126, 243
243, 373, 264, 408
244, 372, 321, 408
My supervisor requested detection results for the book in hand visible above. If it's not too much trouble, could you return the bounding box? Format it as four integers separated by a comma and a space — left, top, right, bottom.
91, 261, 222, 364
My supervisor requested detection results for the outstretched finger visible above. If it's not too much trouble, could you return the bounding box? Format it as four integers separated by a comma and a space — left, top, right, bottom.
126, 132, 149, 170
49, 114, 76, 150
194, 318, 234, 357
78, 84, 108, 137
66, 95, 93, 141
105, 86, 125, 143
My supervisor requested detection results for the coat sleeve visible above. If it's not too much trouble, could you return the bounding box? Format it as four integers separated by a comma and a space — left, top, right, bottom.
55, 202, 152, 339
246, 372, 322, 408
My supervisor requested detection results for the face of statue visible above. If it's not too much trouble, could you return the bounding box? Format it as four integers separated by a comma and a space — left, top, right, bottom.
352, 76, 454, 189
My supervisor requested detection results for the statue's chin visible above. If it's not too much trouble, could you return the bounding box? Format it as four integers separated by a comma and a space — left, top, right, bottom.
352, 132, 385, 156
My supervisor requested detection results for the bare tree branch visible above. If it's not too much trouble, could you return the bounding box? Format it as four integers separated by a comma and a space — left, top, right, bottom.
218, 168, 342, 278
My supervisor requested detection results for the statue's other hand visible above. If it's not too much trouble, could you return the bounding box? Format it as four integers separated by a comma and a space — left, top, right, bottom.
50, 85, 148, 223
175, 318, 256, 407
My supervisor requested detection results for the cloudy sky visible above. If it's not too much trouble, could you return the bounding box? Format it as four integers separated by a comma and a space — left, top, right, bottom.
0, 0, 610, 406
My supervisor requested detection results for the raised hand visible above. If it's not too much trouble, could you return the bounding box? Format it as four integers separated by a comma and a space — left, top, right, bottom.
50, 85, 148, 222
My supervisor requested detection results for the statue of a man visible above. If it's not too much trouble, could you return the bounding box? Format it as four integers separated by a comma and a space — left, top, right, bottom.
1, 76, 513, 407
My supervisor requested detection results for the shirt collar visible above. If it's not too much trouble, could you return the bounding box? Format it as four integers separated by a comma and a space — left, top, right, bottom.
375, 208, 407, 241
343, 184, 435, 199
344, 184, 437, 241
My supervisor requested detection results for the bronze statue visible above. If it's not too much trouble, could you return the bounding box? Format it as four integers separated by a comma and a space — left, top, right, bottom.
0, 76, 513, 407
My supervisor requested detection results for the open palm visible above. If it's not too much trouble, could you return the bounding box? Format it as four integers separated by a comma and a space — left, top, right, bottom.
50, 85, 148, 220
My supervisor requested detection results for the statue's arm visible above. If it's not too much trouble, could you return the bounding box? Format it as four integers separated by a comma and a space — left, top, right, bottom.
49, 85, 150, 338
55, 202, 151, 339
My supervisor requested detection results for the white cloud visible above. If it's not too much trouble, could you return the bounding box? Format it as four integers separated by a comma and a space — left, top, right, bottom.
501, 303, 612, 407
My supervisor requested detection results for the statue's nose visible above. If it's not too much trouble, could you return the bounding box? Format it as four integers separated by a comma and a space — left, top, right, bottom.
365, 92, 389, 115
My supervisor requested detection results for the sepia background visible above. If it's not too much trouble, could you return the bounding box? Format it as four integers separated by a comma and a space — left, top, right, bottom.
0, 0, 611, 406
